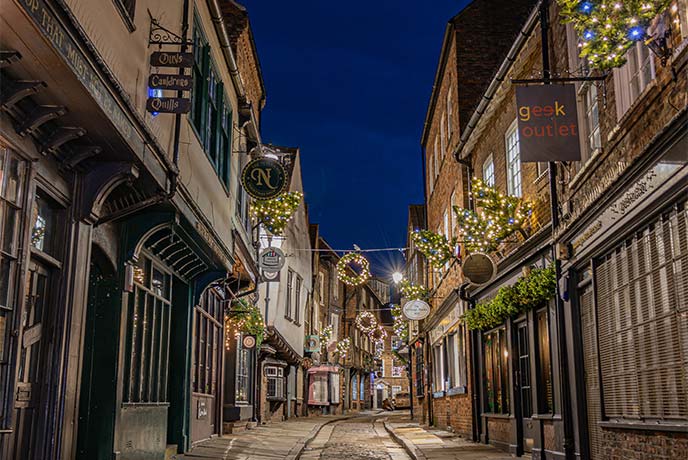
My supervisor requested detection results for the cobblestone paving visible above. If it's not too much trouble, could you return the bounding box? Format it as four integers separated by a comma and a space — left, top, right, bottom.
300, 415, 410, 460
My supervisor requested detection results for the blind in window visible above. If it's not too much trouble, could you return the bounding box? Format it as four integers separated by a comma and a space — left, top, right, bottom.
596, 202, 688, 421
580, 284, 602, 459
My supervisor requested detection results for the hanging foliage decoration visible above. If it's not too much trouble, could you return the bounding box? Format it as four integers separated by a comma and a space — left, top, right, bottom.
355, 311, 378, 334
370, 325, 388, 344
411, 230, 457, 268
399, 280, 428, 300
391, 304, 409, 341
319, 325, 333, 346
225, 298, 266, 349
462, 266, 556, 331
337, 252, 372, 286
250, 191, 303, 235
556, 0, 671, 70
335, 338, 351, 358
454, 178, 532, 253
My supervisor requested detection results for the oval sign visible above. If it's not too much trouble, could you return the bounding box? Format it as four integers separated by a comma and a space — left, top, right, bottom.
241, 157, 287, 200
462, 253, 496, 286
242, 335, 256, 349
402, 300, 431, 321
259, 247, 286, 273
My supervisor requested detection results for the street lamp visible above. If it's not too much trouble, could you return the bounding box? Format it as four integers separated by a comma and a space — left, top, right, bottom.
392, 272, 403, 284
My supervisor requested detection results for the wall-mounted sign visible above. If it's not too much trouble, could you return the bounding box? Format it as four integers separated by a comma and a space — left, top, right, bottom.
150, 51, 194, 68
304, 335, 321, 353
462, 253, 496, 286
241, 157, 288, 200
515, 84, 581, 162
146, 97, 190, 114
197, 400, 208, 419
259, 247, 285, 273
242, 335, 256, 349
402, 300, 430, 321
148, 73, 193, 91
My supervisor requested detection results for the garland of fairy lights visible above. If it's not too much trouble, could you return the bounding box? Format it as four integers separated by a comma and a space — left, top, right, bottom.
370, 325, 387, 344
411, 230, 457, 268
224, 299, 265, 350
557, 0, 670, 70
399, 280, 428, 300
455, 178, 532, 253
250, 191, 303, 235
335, 338, 351, 358
391, 304, 409, 341
319, 325, 333, 346
355, 311, 377, 334
336, 252, 371, 286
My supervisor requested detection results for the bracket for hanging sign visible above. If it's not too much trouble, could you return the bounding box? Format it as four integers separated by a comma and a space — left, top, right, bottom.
148, 11, 194, 47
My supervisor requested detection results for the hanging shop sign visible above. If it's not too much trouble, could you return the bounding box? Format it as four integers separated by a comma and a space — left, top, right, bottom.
515, 84, 581, 162
462, 253, 496, 286
145, 97, 191, 114
242, 335, 257, 349
259, 247, 286, 273
241, 157, 288, 200
148, 73, 193, 91
402, 300, 430, 321
150, 51, 194, 68
305, 335, 321, 354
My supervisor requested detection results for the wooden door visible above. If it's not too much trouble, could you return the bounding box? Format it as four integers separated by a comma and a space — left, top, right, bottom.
12, 261, 52, 459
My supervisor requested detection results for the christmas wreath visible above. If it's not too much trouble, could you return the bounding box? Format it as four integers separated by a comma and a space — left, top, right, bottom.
556, 0, 670, 70
370, 325, 387, 344
337, 252, 371, 286
355, 311, 378, 334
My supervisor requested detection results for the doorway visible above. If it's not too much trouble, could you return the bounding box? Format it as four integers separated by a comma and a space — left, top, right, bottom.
515, 321, 534, 453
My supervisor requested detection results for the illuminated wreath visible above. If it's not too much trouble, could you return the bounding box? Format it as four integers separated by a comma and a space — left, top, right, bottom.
301, 357, 313, 369
370, 325, 387, 344
355, 311, 377, 334
337, 252, 371, 286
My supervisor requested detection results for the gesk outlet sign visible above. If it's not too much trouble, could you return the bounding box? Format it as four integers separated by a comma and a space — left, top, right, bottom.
515, 84, 581, 162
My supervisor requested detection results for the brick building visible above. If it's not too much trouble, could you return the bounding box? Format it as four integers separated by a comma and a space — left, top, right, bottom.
412, 0, 688, 459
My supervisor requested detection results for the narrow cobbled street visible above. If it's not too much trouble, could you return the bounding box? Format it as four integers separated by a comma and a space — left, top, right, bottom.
300, 414, 410, 460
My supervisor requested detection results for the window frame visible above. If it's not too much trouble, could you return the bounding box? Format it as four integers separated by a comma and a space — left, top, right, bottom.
613, 42, 656, 119
285, 269, 294, 320
482, 154, 495, 187
505, 120, 522, 197
484, 326, 510, 414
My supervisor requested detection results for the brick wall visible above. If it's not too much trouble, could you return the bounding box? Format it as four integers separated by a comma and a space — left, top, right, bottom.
432, 394, 472, 437
487, 417, 513, 447
600, 429, 688, 460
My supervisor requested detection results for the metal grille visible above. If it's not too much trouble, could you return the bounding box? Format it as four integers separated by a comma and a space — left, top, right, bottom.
595, 202, 688, 422
580, 284, 601, 459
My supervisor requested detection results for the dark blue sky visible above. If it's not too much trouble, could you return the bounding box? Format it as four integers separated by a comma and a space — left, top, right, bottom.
249, 1, 470, 275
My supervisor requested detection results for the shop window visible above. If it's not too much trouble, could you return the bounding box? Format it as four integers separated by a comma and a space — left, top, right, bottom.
235, 336, 252, 403
433, 343, 444, 392
31, 193, 63, 257
613, 42, 655, 119
190, 17, 232, 189
415, 344, 424, 397
330, 372, 340, 404
482, 154, 495, 187
123, 254, 172, 403
484, 327, 509, 414
266, 366, 284, 400
505, 121, 522, 197
308, 371, 328, 405
537, 309, 554, 414
447, 328, 467, 389
360, 377, 365, 401
595, 202, 688, 422
192, 287, 223, 396
352, 374, 358, 400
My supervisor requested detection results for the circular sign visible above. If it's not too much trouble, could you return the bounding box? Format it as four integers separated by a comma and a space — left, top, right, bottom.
242, 335, 256, 349
462, 253, 496, 286
402, 300, 431, 321
241, 157, 287, 200
259, 247, 285, 273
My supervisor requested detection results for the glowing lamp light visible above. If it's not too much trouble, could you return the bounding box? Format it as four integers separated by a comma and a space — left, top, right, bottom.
392, 272, 404, 284
628, 26, 645, 40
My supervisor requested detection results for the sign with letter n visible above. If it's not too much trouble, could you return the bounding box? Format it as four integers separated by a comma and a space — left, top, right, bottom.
515, 84, 581, 162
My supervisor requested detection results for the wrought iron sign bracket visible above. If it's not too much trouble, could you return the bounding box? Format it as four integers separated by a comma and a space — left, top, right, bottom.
148, 10, 193, 48
511, 74, 610, 109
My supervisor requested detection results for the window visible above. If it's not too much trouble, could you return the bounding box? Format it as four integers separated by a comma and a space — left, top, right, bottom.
447, 88, 453, 140
123, 254, 172, 403
285, 269, 293, 320
392, 335, 403, 350
191, 18, 232, 188
482, 155, 495, 187
318, 272, 324, 304
415, 344, 424, 397
392, 358, 403, 377
537, 309, 553, 413
352, 374, 358, 400
193, 287, 223, 396
447, 328, 467, 389
613, 42, 655, 118
595, 203, 688, 422
31, 193, 62, 257
331, 269, 339, 300
449, 190, 457, 234
582, 83, 601, 160
516, 322, 532, 418
308, 372, 328, 404
440, 114, 446, 159
434, 137, 439, 178
329, 372, 340, 404
330, 313, 340, 341
235, 335, 252, 403
360, 377, 365, 401
266, 366, 284, 400
505, 121, 522, 197
433, 343, 444, 392
294, 275, 302, 324
392, 386, 402, 397
484, 327, 509, 414
114, 0, 136, 25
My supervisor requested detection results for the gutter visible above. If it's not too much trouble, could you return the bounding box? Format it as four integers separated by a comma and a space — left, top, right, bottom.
453, 2, 540, 163
207, 0, 262, 145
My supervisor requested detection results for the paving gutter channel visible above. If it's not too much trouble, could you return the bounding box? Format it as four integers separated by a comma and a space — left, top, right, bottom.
382, 421, 426, 460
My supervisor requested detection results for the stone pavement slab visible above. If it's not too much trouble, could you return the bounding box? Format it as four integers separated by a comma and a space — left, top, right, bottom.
384, 416, 518, 460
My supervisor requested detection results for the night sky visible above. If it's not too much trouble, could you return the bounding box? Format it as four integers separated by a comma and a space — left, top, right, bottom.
249, 1, 470, 276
